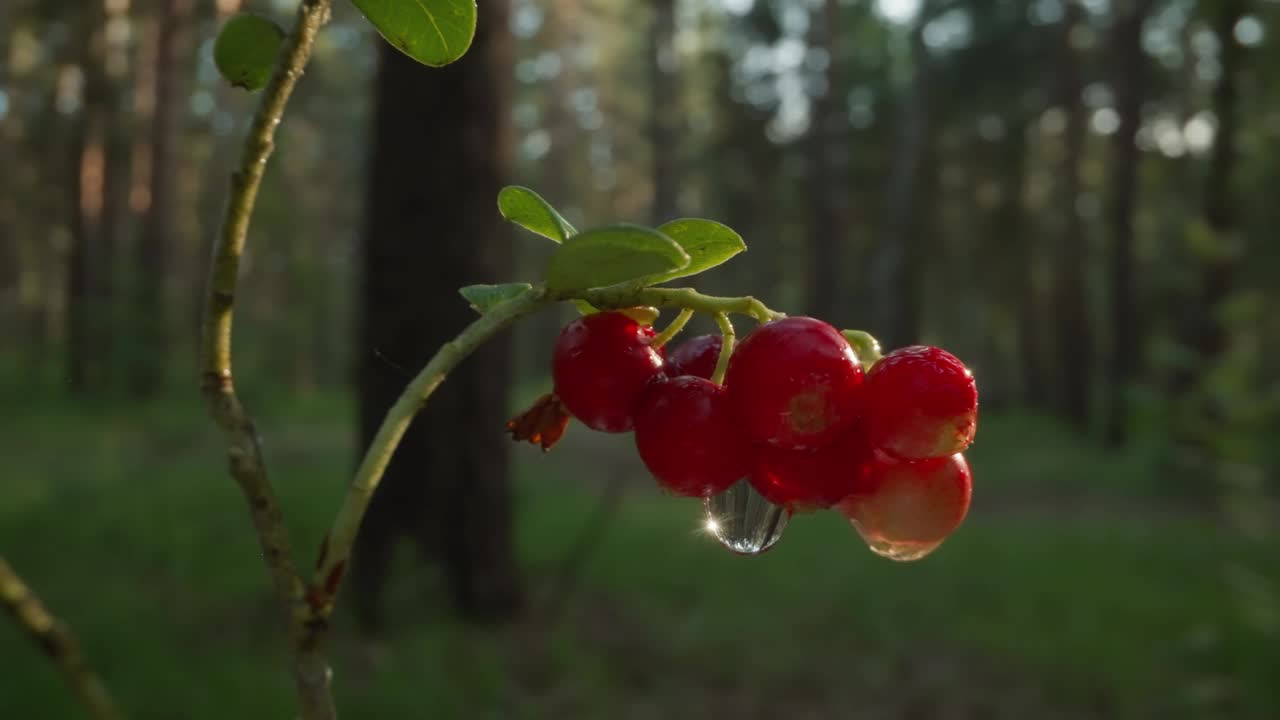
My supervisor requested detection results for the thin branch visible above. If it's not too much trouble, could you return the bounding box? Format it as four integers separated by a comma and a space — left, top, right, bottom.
306, 284, 786, 621
0, 556, 124, 720
711, 312, 735, 385
308, 287, 551, 617
198, 1, 334, 718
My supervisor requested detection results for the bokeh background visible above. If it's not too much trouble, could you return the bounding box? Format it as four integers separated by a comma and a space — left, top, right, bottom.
2, 0, 1279, 717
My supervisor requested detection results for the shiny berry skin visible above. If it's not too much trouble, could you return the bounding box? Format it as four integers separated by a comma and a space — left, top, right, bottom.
552, 311, 664, 433
838, 451, 971, 560
864, 345, 977, 460
725, 317, 864, 450
634, 376, 751, 497
665, 334, 722, 379
751, 422, 874, 510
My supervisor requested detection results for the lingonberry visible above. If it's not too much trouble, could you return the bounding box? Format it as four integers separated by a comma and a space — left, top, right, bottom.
725, 317, 864, 450
751, 421, 874, 510
665, 334, 722, 379
838, 451, 971, 561
552, 311, 664, 433
634, 377, 751, 497
863, 345, 977, 460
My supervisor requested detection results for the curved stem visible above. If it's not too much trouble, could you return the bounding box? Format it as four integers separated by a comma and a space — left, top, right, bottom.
711, 313, 735, 385
198, 1, 334, 718
650, 307, 693, 348
572, 286, 783, 323
308, 287, 551, 617
0, 556, 123, 720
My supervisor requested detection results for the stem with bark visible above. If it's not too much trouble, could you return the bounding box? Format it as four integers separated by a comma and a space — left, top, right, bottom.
198, 1, 334, 718
0, 556, 123, 720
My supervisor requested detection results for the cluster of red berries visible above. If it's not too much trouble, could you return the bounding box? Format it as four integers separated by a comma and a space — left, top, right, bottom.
510, 310, 978, 560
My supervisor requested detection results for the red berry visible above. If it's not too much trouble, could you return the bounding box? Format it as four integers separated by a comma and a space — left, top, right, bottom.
665, 334, 722, 379
552, 311, 664, 432
725, 317, 864, 450
864, 345, 977, 460
838, 451, 971, 561
751, 422, 874, 510
634, 376, 751, 497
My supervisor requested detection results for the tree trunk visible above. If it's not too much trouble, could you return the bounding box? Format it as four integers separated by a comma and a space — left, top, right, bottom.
805, 0, 849, 324
1194, 0, 1244, 366
1051, 1, 1091, 429
67, 10, 119, 394
1103, 0, 1153, 446
354, 4, 520, 627
129, 0, 194, 396
648, 0, 679, 224
998, 120, 1049, 407
871, 23, 931, 350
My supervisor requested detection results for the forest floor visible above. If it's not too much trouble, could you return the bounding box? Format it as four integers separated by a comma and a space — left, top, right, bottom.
0, 392, 1276, 719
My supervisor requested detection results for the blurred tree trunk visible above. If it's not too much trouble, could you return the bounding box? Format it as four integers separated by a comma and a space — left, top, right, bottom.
1191, 0, 1244, 370
1000, 119, 1049, 407
0, 16, 16, 347
1051, 0, 1091, 429
1103, 0, 1153, 446
805, 0, 848, 324
871, 22, 931, 350
649, 0, 679, 224
67, 5, 128, 394
354, 3, 520, 627
129, 0, 194, 396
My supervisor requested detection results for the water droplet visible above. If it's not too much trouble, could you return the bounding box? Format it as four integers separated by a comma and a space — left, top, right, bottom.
850, 520, 942, 562
702, 478, 790, 555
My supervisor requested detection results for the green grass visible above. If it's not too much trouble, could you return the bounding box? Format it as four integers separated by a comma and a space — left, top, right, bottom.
0, 394, 1275, 719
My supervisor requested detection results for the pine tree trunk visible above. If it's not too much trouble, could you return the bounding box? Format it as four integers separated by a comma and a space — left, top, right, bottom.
648, 0, 679, 224
872, 23, 931, 350
1051, 1, 1092, 429
354, 2, 520, 626
130, 0, 194, 396
805, 0, 849, 324
1103, 0, 1153, 446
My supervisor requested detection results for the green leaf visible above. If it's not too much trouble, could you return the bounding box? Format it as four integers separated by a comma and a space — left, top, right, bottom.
351, 0, 477, 67
458, 283, 532, 314
545, 225, 690, 291
571, 300, 598, 315
651, 219, 747, 283
213, 14, 284, 91
497, 186, 576, 243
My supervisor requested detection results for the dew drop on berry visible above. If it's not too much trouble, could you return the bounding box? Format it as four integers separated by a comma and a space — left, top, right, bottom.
701, 478, 790, 555
850, 522, 943, 562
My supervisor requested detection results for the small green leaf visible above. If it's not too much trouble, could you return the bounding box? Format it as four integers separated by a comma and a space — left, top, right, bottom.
352, 0, 477, 67
497, 186, 576, 243
459, 283, 532, 314
572, 300, 598, 315
545, 225, 690, 291
651, 219, 747, 283
213, 14, 284, 91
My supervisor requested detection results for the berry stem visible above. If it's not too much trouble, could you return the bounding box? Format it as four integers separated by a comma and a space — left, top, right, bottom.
310, 285, 550, 622
841, 329, 884, 370
711, 312, 735, 385
650, 308, 694, 348
571, 286, 783, 324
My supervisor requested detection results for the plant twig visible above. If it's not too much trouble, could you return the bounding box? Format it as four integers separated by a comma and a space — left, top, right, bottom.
574, 286, 783, 323
711, 312, 735, 385
650, 307, 694, 348
0, 556, 124, 720
307, 287, 551, 618
198, 1, 334, 718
